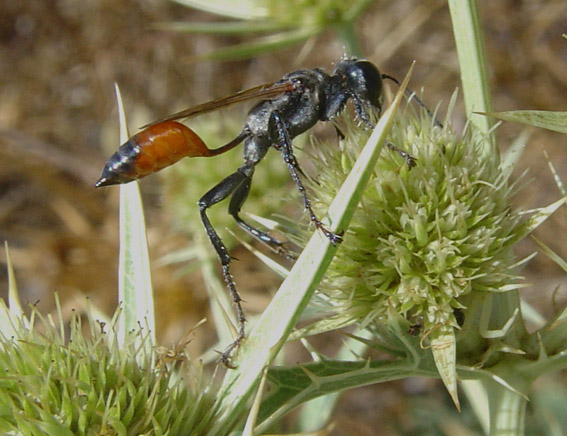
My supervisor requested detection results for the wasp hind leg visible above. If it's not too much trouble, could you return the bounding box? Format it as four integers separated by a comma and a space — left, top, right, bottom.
198, 163, 254, 367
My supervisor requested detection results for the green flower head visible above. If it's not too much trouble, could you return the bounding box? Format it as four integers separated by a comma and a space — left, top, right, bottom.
305, 107, 524, 334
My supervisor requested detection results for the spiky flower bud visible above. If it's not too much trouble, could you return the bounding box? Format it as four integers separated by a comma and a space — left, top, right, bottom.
0, 303, 217, 435
305, 108, 525, 336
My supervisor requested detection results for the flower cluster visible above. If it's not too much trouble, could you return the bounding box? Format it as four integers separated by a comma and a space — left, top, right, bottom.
305, 109, 524, 334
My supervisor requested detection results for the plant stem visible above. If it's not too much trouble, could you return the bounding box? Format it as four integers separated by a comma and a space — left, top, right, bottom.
447, 0, 496, 158
485, 377, 528, 436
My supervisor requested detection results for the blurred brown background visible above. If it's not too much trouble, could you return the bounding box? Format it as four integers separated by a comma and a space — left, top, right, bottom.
0, 1, 566, 434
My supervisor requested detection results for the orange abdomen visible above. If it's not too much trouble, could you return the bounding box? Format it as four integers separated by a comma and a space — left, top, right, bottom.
133, 121, 210, 177
96, 121, 210, 187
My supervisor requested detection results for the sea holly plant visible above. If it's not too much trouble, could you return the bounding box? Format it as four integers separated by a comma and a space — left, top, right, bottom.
0, 92, 226, 436
247, 3, 567, 436
2, 78, 565, 436
1, 77, 565, 436
2, 1, 566, 434
209, 63, 565, 436
250, 97, 567, 434
0, 70, 412, 436
0, 244, 220, 435
212, 3, 566, 435
159, 0, 375, 59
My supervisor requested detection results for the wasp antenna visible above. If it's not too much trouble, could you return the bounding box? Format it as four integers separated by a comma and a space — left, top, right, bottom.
381, 73, 401, 86
382, 73, 443, 128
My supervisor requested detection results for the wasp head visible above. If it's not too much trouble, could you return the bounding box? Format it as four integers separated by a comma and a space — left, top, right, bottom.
334, 59, 383, 113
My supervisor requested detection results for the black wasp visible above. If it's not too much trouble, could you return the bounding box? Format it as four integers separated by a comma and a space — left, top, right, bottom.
96, 58, 435, 367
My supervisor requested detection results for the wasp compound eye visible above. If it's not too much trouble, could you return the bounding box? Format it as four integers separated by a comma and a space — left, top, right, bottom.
353, 60, 383, 109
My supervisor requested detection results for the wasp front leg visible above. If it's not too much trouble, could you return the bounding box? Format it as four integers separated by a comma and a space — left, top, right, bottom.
350, 99, 417, 169
269, 112, 343, 245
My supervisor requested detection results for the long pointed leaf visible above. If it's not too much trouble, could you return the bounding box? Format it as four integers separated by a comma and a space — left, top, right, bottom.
172, 0, 268, 20
114, 84, 155, 348
483, 110, 567, 134
154, 20, 288, 35
199, 29, 317, 61
448, 0, 495, 156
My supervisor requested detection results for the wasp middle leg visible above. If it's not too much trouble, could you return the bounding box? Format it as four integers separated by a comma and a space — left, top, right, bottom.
228, 175, 297, 260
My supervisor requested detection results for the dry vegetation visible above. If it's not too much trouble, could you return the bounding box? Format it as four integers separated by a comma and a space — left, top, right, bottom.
0, 1, 565, 434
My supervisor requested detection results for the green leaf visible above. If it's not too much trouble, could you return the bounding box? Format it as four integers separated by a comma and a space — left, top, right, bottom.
154, 20, 288, 35
447, 0, 495, 156
513, 196, 567, 243
430, 325, 460, 410
257, 359, 435, 433
4, 242, 26, 328
171, 0, 268, 20
199, 29, 318, 61
482, 110, 567, 134
500, 130, 530, 180
532, 236, 567, 274
114, 84, 156, 349
296, 329, 375, 432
